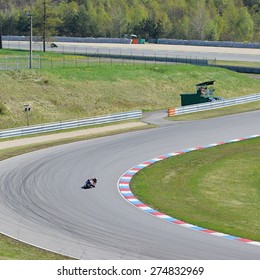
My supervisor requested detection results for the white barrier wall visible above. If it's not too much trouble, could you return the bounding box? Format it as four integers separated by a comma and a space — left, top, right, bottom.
0, 110, 142, 139
173, 94, 260, 116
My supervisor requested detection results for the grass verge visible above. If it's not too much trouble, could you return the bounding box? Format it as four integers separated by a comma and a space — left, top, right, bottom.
130, 137, 260, 241
0, 234, 73, 260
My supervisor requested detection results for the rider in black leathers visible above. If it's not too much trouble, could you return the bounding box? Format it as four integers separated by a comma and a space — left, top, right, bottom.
82, 178, 97, 189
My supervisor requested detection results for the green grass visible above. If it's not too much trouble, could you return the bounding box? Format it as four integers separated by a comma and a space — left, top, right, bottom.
0, 234, 73, 260
215, 60, 260, 68
130, 137, 260, 241
1, 49, 260, 129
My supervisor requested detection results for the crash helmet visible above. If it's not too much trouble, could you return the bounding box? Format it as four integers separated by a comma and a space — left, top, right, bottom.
93, 178, 97, 183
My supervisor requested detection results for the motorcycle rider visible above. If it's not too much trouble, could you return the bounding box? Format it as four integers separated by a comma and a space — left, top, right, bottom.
83, 178, 97, 189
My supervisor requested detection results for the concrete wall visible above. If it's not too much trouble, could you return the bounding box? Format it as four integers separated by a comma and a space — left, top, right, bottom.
155, 39, 260, 49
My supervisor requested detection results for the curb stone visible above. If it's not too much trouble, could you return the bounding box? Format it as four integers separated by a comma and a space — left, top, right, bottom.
118, 134, 260, 247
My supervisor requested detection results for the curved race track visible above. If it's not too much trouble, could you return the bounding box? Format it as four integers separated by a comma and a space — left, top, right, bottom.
0, 111, 260, 259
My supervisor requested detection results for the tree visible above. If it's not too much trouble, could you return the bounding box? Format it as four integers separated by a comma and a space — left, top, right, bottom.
214, 0, 229, 15
108, 6, 128, 37
165, 0, 189, 39
57, 0, 79, 36
243, 0, 260, 9
15, 13, 31, 36
236, 6, 254, 41
220, 1, 254, 41
2, 13, 19, 35
244, 0, 260, 41
0, 0, 259, 42
189, 0, 208, 40
133, 18, 165, 40
74, 8, 95, 37
31, 0, 61, 50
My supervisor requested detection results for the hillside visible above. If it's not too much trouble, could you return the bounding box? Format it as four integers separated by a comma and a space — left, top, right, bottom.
1, 57, 260, 129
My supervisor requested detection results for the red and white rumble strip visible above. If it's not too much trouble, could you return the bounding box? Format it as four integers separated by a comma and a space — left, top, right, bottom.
118, 134, 260, 247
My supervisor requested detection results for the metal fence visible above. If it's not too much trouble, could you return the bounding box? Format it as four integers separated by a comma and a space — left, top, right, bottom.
0, 55, 42, 70
0, 110, 142, 139
1, 53, 259, 74
0, 54, 209, 71
173, 94, 260, 116
2, 38, 260, 73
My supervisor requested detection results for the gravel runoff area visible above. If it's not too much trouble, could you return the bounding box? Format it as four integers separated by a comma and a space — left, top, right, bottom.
0, 121, 148, 150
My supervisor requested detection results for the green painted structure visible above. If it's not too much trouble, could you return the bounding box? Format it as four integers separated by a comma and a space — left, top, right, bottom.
180, 80, 223, 106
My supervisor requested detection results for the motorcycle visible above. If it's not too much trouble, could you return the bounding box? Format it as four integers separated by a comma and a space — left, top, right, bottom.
81, 178, 96, 189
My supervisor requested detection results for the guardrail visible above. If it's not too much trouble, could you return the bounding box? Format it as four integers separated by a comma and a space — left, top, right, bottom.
0, 110, 142, 139
168, 94, 260, 116
85, 53, 209, 66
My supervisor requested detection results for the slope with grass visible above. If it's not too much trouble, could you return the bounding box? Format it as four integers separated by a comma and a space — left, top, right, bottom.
1, 51, 260, 129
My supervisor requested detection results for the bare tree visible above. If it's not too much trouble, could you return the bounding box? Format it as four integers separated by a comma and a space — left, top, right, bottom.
190, 0, 207, 40
109, 7, 127, 37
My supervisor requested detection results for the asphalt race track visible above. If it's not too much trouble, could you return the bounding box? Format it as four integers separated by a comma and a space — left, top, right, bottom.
4, 41, 260, 62
0, 111, 259, 259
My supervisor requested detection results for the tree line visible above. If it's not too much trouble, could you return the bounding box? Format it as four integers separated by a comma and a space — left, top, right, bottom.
0, 0, 259, 43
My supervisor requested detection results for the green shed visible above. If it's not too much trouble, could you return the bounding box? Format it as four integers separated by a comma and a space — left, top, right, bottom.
180, 80, 222, 106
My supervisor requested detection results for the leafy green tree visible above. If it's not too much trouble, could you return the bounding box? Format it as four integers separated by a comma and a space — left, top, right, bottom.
236, 6, 254, 41
164, 0, 189, 39
2, 12, 19, 35
30, 0, 61, 50
58, 2, 95, 37
245, 0, 260, 41
57, 1, 79, 36
0, 0, 258, 42
214, 0, 230, 15
108, 6, 128, 37
221, 1, 254, 41
74, 8, 95, 37
133, 18, 165, 40
242, 0, 259, 8
16, 13, 30, 34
